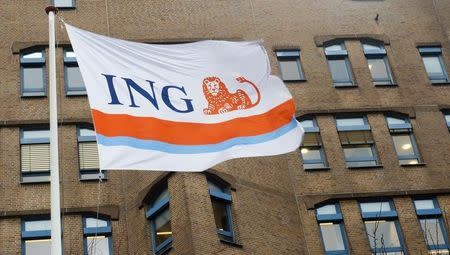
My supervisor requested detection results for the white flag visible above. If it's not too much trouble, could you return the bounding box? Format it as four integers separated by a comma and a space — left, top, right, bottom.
65, 24, 304, 171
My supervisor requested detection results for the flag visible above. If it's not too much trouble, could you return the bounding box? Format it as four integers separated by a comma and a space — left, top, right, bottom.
65, 24, 304, 171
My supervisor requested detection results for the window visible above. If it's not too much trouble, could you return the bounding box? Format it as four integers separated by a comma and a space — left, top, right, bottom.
146, 187, 172, 255
20, 50, 46, 97
419, 47, 449, 84
316, 203, 349, 255
325, 43, 354, 86
83, 216, 113, 255
386, 115, 422, 165
276, 50, 305, 81
360, 200, 405, 255
52, 0, 76, 8
64, 49, 86, 95
444, 111, 450, 131
299, 117, 328, 169
208, 179, 235, 242
77, 126, 104, 180
363, 43, 394, 85
22, 218, 51, 255
20, 128, 50, 183
413, 198, 450, 254
336, 116, 379, 167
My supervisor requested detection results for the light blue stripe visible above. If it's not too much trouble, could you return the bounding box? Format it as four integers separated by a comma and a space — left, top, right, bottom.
97, 118, 298, 154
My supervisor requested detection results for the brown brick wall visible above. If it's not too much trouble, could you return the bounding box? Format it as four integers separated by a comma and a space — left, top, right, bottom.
0, 0, 449, 254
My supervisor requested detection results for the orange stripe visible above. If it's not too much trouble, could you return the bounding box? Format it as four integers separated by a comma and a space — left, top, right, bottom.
92, 99, 295, 145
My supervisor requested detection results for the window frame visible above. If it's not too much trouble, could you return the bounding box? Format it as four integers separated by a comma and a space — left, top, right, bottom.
83, 216, 113, 255
335, 115, 380, 168
299, 117, 329, 170
64, 48, 86, 96
20, 49, 46, 97
413, 198, 450, 252
208, 178, 235, 242
21, 217, 51, 255
418, 46, 449, 84
359, 200, 406, 254
20, 127, 51, 183
363, 43, 395, 85
52, 0, 76, 8
146, 188, 172, 255
77, 125, 105, 181
325, 43, 355, 87
443, 110, 450, 131
386, 115, 422, 165
316, 203, 350, 255
275, 50, 306, 82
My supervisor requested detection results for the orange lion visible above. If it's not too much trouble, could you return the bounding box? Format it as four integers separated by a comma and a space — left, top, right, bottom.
202, 76, 261, 115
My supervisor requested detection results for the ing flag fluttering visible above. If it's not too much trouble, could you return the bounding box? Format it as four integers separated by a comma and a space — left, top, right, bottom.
65, 24, 304, 171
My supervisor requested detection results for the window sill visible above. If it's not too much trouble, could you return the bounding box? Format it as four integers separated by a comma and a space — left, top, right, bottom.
21, 93, 46, 98
284, 79, 307, 83
374, 83, 398, 87
431, 82, 450, 86
304, 166, 331, 171
347, 164, 383, 169
21, 180, 50, 184
400, 162, 426, 167
334, 84, 357, 88
220, 239, 243, 248
66, 91, 87, 96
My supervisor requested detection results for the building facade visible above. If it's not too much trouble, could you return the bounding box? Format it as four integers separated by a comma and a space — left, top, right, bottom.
1, 0, 450, 254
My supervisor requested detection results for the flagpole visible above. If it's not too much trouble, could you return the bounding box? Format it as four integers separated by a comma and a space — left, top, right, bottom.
45, 6, 62, 255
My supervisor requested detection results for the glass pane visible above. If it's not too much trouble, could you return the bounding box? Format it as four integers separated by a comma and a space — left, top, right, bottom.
361, 202, 392, 213
67, 66, 85, 89
336, 117, 365, 127
302, 133, 322, 146
212, 199, 231, 232
363, 44, 383, 51
80, 128, 96, 137
152, 189, 169, 206
422, 56, 445, 77
339, 130, 373, 145
414, 199, 436, 210
445, 114, 450, 123
279, 59, 302, 80
65, 51, 76, 58
23, 52, 43, 59
399, 159, 419, 165
300, 119, 315, 128
420, 218, 447, 246
301, 147, 322, 161
24, 220, 51, 231
208, 181, 225, 194
387, 117, 407, 125
23, 130, 50, 140
54, 0, 74, 7
319, 222, 346, 251
317, 205, 337, 215
25, 239, 51, 255
328, 59, 351, 83
86, 236, 110, 255
154, 207, 172, 246
85, 218, 108, 228
326, 44, 344, 51
365, 220, 401, 249
392, 135, 416, 157
21, 144, 50, 172
79, 142, 99, 170
343, 146, 374, 160
368, 58, 390, 81
304, 163, 327, 169
23, 67, 45, 90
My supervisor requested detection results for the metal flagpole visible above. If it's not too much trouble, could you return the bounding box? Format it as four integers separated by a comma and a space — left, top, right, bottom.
45, 6, 62, 255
